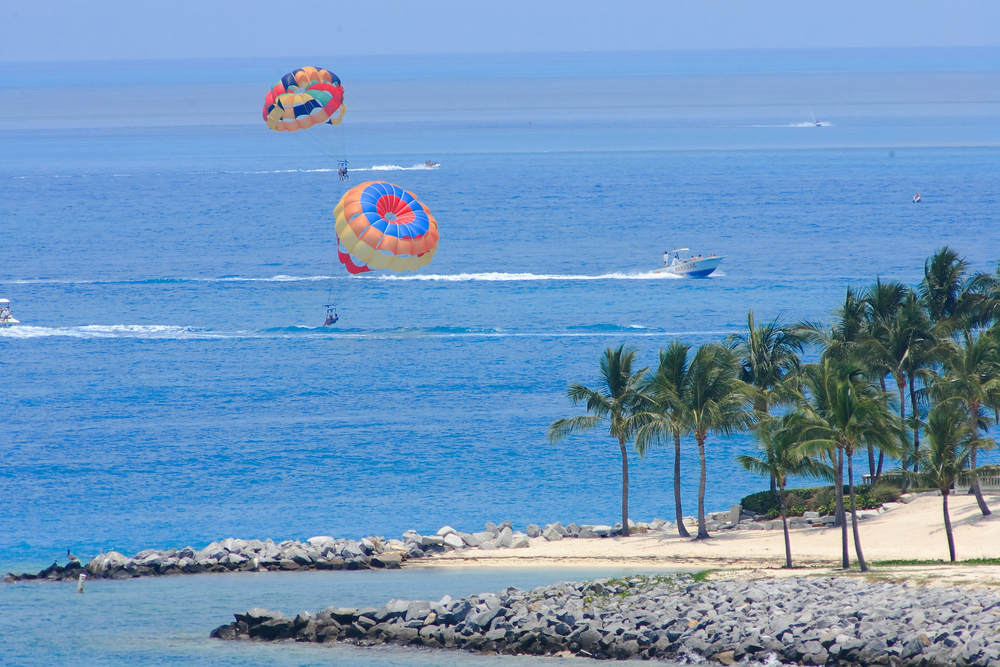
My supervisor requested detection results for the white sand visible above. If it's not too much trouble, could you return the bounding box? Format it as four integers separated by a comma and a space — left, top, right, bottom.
415, 495, 1000, 584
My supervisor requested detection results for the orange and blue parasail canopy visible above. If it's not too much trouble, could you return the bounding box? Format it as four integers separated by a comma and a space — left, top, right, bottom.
334, 182, 440, 274
263, 67, 345, 132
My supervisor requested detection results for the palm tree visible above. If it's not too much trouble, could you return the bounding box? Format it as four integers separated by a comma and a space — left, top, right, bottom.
738, 414, 827, 568
865, 291, 937, 479
935, 331, 1000, 516
861, 277, 908, 480
726, 310, 804, 491
920, 247, 994, 332
635, 341, 693, 537
799, 359, 901, 572
907, 398, 988, 562
795, 288, 871, 532
680, 343, 754, 539
548, 345, 650, 537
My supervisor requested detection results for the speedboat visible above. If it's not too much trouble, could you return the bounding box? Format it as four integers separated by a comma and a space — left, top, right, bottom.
424, 160, 440, 168
913, 193, 922, 203
654, 249, 725, 278
0, 298, 19, 326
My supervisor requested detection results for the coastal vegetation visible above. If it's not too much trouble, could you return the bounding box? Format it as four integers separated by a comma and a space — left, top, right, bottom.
554, 247, 1000, 569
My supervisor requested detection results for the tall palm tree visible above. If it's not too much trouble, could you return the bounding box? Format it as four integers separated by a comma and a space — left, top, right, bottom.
726, 310, 804, 491
865, 292, 937, 478
680, 343, 754, 539
861, 277, 908, 479
935, 331, 1000, 516
799, 359, 901, 572
548, 345, 650, 537
907, 399, 988, 562
635, 341, 693, 537
738, 414, 827, 568
795, 288, 870, 532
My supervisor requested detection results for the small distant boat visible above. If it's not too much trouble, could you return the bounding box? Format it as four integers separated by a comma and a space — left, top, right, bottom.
0, 298, 19, 326
815, 120, 822, 127
913, 193, 922, 203
654, 249, 725, 278
424, 160, 440, 168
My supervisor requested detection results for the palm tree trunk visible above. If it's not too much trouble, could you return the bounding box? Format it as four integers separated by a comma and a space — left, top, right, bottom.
942, 491, 956, 562
873, 376, 888, 484
770, 475, 776, 494
908, 374, 920, 473
835, 448, 848, 568
673, 432, 691, 538
696, 431, 709, 540
847, 451, 867, 572
618, 435, 631, 537
867, 444, 876, 485
969, 401, 991, 516
897, 378, 909, 492
970, 447, 991, 516
780, 487, 792, 569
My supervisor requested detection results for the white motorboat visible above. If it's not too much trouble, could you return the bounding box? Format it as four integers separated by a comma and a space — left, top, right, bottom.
654, 249, 725, 278
913, 193, 922, 203
0, 298, 19, 326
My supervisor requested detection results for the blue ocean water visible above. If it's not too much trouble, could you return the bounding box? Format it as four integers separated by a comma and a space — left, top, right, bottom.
2, 48, 1000, 665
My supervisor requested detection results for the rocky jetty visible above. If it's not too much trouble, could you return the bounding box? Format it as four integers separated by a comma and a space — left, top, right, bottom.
211, 574, 1000, 666
3, 502, 899, 584
3, 536, 408, 582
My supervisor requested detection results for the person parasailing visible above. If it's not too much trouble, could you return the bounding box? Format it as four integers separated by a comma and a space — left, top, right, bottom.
323, 303, 339, 326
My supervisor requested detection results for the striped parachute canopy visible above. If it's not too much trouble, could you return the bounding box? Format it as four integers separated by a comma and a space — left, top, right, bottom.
263, 67, 346, 131
334, 182, 440, 274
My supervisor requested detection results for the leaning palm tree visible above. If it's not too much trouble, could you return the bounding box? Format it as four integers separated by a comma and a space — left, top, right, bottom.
680, 343, 755, 539
726, 310, 804, 491
935, 331, 1000, 516
738, 413, 827, 568
907, 398, 990, 562
548, 345, 650, 537
798, 359, 901, 572
635, 340, 694, 537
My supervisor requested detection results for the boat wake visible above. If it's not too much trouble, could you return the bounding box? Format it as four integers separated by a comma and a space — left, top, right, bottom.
370, 271, 682, 282
352, 163, 440, 172
2, 324, 730, 341
748, 122, 834, 128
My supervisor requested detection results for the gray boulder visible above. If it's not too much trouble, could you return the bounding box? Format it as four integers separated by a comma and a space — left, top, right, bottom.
525, 524, 541, 538
494, 527, 513, 549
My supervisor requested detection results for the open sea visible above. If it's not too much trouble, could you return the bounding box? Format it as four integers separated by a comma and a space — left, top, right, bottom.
2, 48, 999, 665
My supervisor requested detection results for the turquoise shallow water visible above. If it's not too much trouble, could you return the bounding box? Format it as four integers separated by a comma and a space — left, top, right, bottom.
1, 567, 672, 667
2, 48, 999, 665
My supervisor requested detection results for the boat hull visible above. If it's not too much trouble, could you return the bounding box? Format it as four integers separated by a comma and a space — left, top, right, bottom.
654, 256, 724, 278
0, 318, 20, 327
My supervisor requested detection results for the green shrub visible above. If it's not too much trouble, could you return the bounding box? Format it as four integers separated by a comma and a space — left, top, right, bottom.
740, 490, 781, 514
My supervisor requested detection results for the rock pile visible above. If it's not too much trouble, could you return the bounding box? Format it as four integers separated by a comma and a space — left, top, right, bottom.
3, 536, 408, 582
211, 574, 1000, 666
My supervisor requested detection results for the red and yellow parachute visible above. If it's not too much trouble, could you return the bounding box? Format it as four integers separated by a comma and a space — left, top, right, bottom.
263, 67, 346, 132
335, 182, 440, 274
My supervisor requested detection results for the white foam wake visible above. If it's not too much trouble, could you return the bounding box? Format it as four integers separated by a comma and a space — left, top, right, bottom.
0, 325, 233, 340
371, 271, 681, 282
353, 163, 440, 171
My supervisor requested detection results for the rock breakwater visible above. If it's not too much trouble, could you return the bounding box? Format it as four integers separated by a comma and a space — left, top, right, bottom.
4, 536, 408, 582
3, 516, 680, 583
210, 574, 1000, 666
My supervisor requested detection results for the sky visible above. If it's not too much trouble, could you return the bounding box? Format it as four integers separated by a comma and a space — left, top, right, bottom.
2, 0, 999, 62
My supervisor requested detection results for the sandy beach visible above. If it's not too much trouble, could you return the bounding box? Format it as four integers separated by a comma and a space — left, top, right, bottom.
417, 495, 1000, 585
